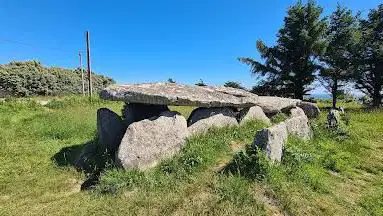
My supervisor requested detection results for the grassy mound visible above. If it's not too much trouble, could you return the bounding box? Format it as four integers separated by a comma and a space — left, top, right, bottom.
0, 97, 382, 215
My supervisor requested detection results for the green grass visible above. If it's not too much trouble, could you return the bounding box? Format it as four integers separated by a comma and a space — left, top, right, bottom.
0, 96, 382, 215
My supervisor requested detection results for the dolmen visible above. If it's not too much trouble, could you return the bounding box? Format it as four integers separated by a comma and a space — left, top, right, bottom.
81, 82, 320, 171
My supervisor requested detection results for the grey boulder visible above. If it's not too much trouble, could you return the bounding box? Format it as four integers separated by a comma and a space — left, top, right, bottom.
284, 115, 312, 140
288, 107, 307, 118
257, 96, 301, 114
298, 101, 320, 118
238, 106, 271, 125
97, 108, 126, 154
253, 123, 288, 162
187, 107, 237, 126
187, 107, 238, 135
117, 111, 189, 170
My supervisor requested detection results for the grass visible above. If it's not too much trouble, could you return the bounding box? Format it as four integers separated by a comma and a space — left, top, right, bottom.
0, 96, 382, 215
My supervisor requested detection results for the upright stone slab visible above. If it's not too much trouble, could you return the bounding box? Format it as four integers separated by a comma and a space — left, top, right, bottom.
122, 103, 169, 126
298, 101, 320, 118
100, 82, 259, 108
253, 123, 288, 162
187, 107, 236, 126
284, 115, 312, 140
288, 107, 306, 118
238, 106, 271, 125
97, 108, 126, 154
117, 111, 189, 170
187, 107, 238, 135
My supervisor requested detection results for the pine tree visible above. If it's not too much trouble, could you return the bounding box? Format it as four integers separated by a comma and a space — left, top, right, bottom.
224, 81, 244, 89
353, 4, 383, 107
239, 0, 327, 99
319, 5, 359, 108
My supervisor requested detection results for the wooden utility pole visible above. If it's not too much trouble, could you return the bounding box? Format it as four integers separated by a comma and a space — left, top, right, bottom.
86, 31, 92, 98
79, 51, 85, 96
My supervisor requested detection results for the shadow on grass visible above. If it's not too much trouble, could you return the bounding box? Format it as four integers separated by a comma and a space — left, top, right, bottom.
220, 145, 270, 181
51, 139, 116, 190
52, 143, 88, 168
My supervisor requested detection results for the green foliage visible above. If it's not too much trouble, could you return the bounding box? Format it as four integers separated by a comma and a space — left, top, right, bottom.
353, 4, 383, 107
239, 0, 327, 99
223, 81, 244, 89
167, 78, 176, 83
223, 146, 270, 180
319, 4, 359, 108
195, 79, 207, 86
0, 97, 383, 215
0, 60, 114, 97
270, 112, 289, 124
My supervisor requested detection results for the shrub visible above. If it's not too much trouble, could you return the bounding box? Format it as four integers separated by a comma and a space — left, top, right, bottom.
0, 60, 114, 97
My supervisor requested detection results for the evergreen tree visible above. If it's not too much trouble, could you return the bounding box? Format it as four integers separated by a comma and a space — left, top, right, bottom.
353, 4, 383, 107
224, 81, 243, 89
239, 0, 327, 99
195, 79, 207, 86
319, 5, 359, 108
167, 78, 176, 83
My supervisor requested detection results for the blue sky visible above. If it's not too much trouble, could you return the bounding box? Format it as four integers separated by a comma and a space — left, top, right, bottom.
0, 0, 381, 94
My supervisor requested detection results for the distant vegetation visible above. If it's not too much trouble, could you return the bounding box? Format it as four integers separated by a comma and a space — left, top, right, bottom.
195, 79, 207, 86
224, 81, 244, 89
0, 60, 115, 97
240, 1, 383, 108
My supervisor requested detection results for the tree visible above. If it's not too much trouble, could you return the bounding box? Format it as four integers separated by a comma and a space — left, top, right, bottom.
224, 81, 243, 89
239, 0, 327, 99
167, 78, 176, 83
319, 5, 359, 108
353, 4, 383, 107
195, 79, 207, 86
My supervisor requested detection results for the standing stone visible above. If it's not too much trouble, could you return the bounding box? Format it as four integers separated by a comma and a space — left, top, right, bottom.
284, 115, 312, 140
187, 107, 236, 126
253, 123, 288, 162
327, 109, 341, 129
298, 101, 320, 118
122, 103, 169, 126
97, 108, 126, 154
288, 107, 307, 118
187, 107, 238, 135
117, 111, 189, 170
238, 106, 271, 125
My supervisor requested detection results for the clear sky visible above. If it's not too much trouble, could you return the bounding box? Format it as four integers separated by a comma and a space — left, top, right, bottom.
0, 0, 381, 93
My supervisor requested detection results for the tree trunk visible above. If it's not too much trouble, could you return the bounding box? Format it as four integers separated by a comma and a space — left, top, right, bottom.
332, 78, 338, 109
295, 81, 304, 100
372, 92, 381, 107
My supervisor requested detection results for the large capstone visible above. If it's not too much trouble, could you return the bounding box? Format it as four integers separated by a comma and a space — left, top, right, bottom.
238, 106, 271, 125
298, 101, 320, 118
100, 83, 259, 108
253, 123, 288, 162
117, 111, 189, 170
257, 96, 301, 114
97, 108, 126, 154
122, 103, 169, 126
187, 107, 238, 135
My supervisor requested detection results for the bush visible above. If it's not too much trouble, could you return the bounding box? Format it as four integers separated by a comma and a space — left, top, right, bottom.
0, 60, 114, 97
